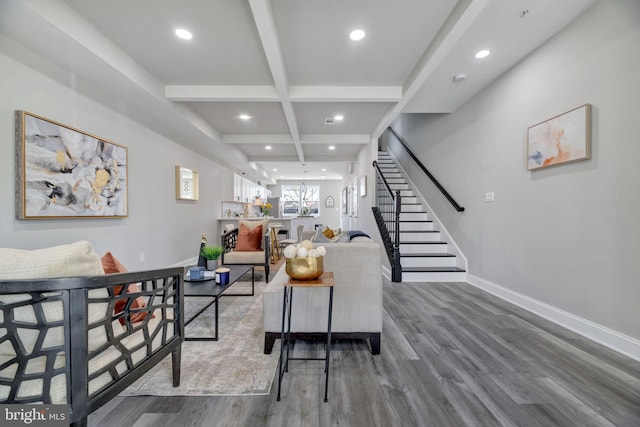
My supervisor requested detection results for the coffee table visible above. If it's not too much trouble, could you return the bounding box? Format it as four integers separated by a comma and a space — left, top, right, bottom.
183, 264, 254, 341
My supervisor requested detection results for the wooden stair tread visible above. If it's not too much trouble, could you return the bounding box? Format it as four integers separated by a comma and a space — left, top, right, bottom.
402, 267, 466, 273
401, 253, 455, 257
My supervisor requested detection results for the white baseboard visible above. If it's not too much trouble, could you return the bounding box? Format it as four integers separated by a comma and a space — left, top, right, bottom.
467, 274, 640, 363
170, 256, 198, 268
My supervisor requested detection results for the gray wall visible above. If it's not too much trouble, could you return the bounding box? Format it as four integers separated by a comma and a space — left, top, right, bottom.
0, 42, 234, 269
386, 0, 640, 340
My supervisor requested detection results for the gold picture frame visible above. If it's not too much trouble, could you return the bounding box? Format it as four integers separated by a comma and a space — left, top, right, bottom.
15, 111, 128, 219
175, 166, 199, 200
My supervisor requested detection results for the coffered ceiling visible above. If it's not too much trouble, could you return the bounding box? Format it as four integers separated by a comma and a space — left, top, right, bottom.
0, 0, 596, 182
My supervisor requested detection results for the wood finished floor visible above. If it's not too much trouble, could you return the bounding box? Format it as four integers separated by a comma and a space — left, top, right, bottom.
89, 277, 640, 427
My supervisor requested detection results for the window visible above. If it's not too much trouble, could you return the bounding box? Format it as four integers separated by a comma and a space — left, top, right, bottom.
281, 185, 320, 217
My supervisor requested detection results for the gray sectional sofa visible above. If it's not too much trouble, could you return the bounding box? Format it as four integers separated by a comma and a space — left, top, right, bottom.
262, 236, 383, 354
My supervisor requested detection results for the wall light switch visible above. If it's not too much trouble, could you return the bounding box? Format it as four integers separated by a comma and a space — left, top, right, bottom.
139, 252, 146, 263
484, 192, 495, 202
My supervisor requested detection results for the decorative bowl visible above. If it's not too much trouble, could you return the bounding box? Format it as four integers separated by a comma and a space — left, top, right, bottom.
285, 256, 324, 280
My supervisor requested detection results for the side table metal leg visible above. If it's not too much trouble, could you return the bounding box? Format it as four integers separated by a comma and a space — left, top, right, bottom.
277, 287, 288, 401
324, 287, 334, 402
285, 287, 294, 373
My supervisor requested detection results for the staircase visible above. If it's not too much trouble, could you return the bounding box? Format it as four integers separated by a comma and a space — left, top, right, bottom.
376, 151, 466, 282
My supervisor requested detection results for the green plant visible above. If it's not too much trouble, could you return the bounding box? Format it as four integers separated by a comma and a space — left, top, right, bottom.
201, 245, 224, 261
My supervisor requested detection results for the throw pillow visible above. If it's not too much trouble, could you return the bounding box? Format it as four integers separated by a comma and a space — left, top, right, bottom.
349, 230, 371, 240
311, 230, 331, 243
322, 226, 335, 239
235, 223, 263, 251
101, 252, 154, 325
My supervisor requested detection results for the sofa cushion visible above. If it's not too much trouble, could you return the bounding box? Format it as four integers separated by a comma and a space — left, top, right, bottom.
101, 252, 154, 325
223, 250, 265, 264
0, 240, 104, 279
235, 223, 263, 251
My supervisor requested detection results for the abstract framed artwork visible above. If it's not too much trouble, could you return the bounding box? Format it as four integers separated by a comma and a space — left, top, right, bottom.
175, 165, 199, 201
527, 104, 591, 170
15, 111, 128, 219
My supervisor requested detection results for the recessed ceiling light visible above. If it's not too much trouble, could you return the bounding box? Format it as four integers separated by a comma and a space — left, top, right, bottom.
321, 168, 326, 172
328, 145, 336, 150
475, 49, 491, 59
239, 114, 252, 120
334, 115, 344, 121
280, 175, 284, 178
273, 168, 278, 171
265, 145, 272, 150
349, 29, 365, 41
175, 28, 193, 40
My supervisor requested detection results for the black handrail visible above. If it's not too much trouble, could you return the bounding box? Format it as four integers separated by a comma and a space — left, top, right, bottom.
386, 127, 465, 212
372, 160, 402, 282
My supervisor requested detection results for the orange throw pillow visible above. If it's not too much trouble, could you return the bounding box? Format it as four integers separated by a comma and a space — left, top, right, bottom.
101, 252, 154, 325
235, 223, 263, 251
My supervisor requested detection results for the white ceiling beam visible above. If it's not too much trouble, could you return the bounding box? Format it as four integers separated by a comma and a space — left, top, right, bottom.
372, 0, 492, 138
249, 0, 304, 162
300, 134, 370, 144
223, 134, 293, 144
289, 86, 402, 102
165, 85, 279, 102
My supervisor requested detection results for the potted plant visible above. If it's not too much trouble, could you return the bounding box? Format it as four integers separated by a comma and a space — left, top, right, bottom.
201, 245, 224, 271
261, 202, 272, 217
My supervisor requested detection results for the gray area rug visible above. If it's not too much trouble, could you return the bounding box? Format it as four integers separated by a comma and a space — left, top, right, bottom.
120, 281, 280, 396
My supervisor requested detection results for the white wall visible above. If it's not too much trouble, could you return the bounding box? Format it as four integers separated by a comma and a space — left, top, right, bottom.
0, 44, 234, 269
386, 0, 640, 341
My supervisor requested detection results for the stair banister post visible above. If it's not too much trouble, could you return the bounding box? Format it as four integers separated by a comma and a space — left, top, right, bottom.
392, 190, 402, 282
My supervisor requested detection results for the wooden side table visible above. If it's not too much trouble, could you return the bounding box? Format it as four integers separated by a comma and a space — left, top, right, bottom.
277, 272, 335, 402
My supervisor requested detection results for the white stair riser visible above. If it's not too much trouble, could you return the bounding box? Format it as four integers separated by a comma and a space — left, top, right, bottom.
400, 197, 417, 204
385, 178, 406, 184
402, 271, 467, 282
401, 204, 425, 212
400, 243, 448, 253
385, 222, 434, 231
393, 232, 441, 242
389, 183, 409, 190
401, 257, 458, 268
399, 221, 433, 231
400, 212, 429, 221
381, 173, 403, 178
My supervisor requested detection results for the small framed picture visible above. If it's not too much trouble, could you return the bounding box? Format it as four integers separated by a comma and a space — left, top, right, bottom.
176, 166, 199, 200
359, 175, 367, 197
325, 195, 334, 208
